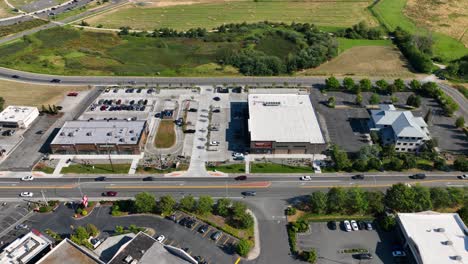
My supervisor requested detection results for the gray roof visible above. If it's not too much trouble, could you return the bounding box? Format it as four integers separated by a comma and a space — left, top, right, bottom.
370, 104, 429, 138
51, 121, 146, 145
37, 239, 103, 264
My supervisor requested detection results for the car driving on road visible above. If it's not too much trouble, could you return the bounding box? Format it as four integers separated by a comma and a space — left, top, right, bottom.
20, 192, 33, 197
300, 176, 312, 181
242, 191, 256, 196
102, 191, 117, 197
21, 176, 34, 181
410, 173, 426, 179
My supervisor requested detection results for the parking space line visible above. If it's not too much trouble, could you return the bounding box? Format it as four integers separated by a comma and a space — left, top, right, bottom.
202, 227, 211, 238
234, 257, 241, 264
191, 222, 199, 231
222, 237, 230, 245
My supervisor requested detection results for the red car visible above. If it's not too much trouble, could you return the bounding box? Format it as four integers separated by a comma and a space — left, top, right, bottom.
102, 191, 117, 197
67, 92, 78, 96
235, 175, 247, 181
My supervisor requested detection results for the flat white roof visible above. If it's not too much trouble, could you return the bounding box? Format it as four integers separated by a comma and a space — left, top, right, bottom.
248, 94, 325, 144
398, 212, 468, 264
0, 230, 51, 264
0, 106, 38, 123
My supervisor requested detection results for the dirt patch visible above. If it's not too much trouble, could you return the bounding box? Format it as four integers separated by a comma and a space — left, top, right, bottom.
0, 80, 89, 107
405, 0, 468, 47
154, 120, 176, 148
299, 46, 415, 78
132, 0, 236, 8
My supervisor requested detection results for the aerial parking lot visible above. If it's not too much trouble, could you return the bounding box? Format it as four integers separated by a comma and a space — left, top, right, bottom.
297, 222, 397, 264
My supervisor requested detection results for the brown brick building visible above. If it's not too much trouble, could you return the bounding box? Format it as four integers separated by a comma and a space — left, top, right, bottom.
50, 120, 148, 155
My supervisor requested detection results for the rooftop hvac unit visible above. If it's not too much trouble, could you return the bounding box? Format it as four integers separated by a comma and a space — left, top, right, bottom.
124, 255, 133, 263
60, 132, 65, 136
129, 130, 134, 134
107, 132, 112, 136
86, 132, 92, 136
443, 240, 453, 245
262, 101, 281, 106
131, 137, 136, 141
451, 256, 462, 261
119, 138, 125, 142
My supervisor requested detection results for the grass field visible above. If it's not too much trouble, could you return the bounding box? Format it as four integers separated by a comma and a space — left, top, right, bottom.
336, 37, 392, 53
154, 120, 176, 148
207, 164, 245, 173
371, 0, 467, 62
0, 0, 14, 18
0, 19, 48, 38
250, 163, 313, 173
0, 79, 89, 107
299, 45, 414, 78
86, 0, 377, 31
0, 27, 241, 76
61, 163, 131, 174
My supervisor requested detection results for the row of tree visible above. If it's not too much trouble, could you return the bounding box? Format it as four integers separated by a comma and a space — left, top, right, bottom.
393, 27, 433, 73
307, 184, 468, 216
324, 76, 407, 95
335, 21, 383, 40
443, 55, 468, 82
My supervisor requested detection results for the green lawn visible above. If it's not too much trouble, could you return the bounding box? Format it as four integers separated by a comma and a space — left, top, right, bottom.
207, 164, 245, 173
154, 120, 176, 148
61, 163, 131, 174
86, 0, 376, 31
0, 19, 48, 38
298, 213, 374, 222
251, 163, 313, 173
371, 0, 467, 62
337, 37, 393, 53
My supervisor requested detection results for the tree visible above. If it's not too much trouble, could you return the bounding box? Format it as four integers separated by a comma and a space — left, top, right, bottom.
412, 185, 432, 211
327, 96, 336, 108
447, 187, 465, 207
236, 212, 254, 229
385, 157, 404, 171
343, 77, 355, 91
134, 192, 156, 213
358, 145, 381, 161
430, 187, 451, 209
302, 249, 317, 263
455, 116, 465, 128
375, 79, 389, 93
409, 79, 421, 91
367, 157, 382, 171
346, 187, 368, 214
158, 195, 176, 215
400, 154, 417, 169
433, 157, 447, 170
385, 183, 416, 212
215, 198, 231, 217
309, 192, 327, 214
379, 215, 396, 231
114, 225, 125, 235
353, 158, 368, 172
355, 93, 363, 106
406, 94, 421, 107
369, 93, 380, 104
393, 78, 406, 91
326, 187, 347, 213
85, 224, 98, 237
359, 78, 372, 91
391, 95, 398, 104
330, 145, 351, 171
366, 191, 384, 214
196, 195, 214, 215
74, 226, 89, 241
236, 239, 252, 257
179, 195, 196, 212
454, 157, 468, 171
457, 205, 468, 225
325, 76, 340, 90
232, 201, 247, 217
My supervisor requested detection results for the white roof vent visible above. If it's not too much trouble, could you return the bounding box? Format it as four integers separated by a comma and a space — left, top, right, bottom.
435, 228, 445, 232
124, 255, 133, 263
443, 240, 453, 245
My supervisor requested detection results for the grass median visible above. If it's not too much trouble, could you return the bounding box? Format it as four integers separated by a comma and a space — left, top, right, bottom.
61, 163, 131, 174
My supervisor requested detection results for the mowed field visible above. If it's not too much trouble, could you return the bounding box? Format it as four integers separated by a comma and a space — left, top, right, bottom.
371, 0, 467, 62
0, 0, 14, 18
0, 79, 89, 107
86, 0, 377, 31
154, 120, 176, 148
299, 45, 415, 78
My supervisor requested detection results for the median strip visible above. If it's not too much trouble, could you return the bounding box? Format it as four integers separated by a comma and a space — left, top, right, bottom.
106, 181, 271, 189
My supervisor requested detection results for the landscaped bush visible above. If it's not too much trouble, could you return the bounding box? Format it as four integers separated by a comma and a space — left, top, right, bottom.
301, 249, 317, 264
236, 239, 252, 257
285, 207, 297, 216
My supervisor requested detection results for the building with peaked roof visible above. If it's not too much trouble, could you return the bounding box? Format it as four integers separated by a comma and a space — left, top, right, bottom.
50, 120, 148, 154
0, 106, 39, 129
397, 212, 468, 264
369, 104, 430, 152
0, 230, 52, 264
36, 239, 103, 264
248, 94, 326, 154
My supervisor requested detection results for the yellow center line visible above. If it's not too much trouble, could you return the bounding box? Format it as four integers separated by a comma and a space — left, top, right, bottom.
234, 257, 241, 264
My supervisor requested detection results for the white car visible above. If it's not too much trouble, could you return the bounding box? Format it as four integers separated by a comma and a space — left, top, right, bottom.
21, 176, 34, 181
232, 152, 244, 158
458, 174, 468, 180
300, 176, 312, 181
350, 220, 359, 231
156, 235, 165, 243
209, 141, 220, 146
20, 192, 33, 197
343, 220, 352, 232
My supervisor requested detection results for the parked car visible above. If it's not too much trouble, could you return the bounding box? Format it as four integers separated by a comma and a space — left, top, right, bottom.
343, 220, 352, 232
11, 75, 19, 79
209, 141, 220, 146
95, 176, 107, 181
102, 191, 117, 197
211, 231, 222, 241
198, 225, 209, 234
15, 224, 28, 230
327, 221, 337, 230
21, 176, 34, 181
242, 191, 256, 196
366, 222, 373, 231
410, 173, 426, 179
235, 175, 247, 181
358, 221, 366, 230
186, 219, 197, 228
20, 192, 33, 197
350, 220, 359, 231
351, 174, 365, 180
67, 92, 78, 96
300, 176, 312, 181
232, 152, 244, 158
156, 235, 165, 243
179, 217, 189, 226
167, 214, 177, 222
213, 97, 221, 101
354, 253, 373, 260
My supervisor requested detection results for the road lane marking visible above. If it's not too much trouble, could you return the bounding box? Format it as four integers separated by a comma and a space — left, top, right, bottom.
0, 185, 76, 189
106, 182, 271, 189
300, 179, 458, 189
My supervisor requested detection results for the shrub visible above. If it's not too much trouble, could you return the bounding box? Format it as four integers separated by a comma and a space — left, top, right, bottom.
287, 224, 298, 255
39, 206, 51, 213
86, 224, 98, 237
301, 249, 317, 263
76, 208, 83, 215
291, 220, 309, 233
285, 207, 297, 216
378, 215, 396, 231
236, 239, 252, 257
81, 210, 88, 216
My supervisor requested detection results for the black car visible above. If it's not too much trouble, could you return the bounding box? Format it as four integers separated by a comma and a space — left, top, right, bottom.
155, 112, 161, 118
354, 253, 373, 260
11, 75, 19, 79
198, 225, 209, 233
352, 174, 365, 180
179, 217, 189, 226
50, 79, 61, 83
167, 214, 177, 222
95, 176, 107, 181
327, 221, 337, 230
242, 191, 256, 196
358, 221, 366, 230
142, 177, 154, 181
410, 173, 426, 179
235, 175, 247, 181
186, 219, 197, 228
213, 96, 221, 101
